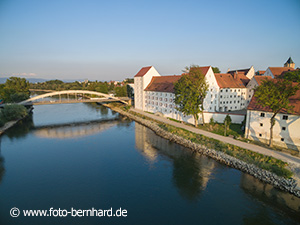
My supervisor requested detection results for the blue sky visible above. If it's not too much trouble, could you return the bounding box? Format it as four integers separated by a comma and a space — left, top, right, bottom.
0, 0, 299, 81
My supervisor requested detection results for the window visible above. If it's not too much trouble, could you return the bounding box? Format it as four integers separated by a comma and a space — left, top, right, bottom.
281, 138, 284, 141
282, 127, 286, 131
283, 115, 288, 120
220, 95, 222, 98
259, 133, 262, 137
260, 113, 265, 117
221, 89, 223, 92
260, 123, 263, 127
226, 89, 228, 92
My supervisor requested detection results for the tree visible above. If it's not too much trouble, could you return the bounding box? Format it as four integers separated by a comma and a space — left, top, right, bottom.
174, 65, 209, 127
254, 79, 299, 147
212, 67, 221, 73
282, 70, 300, 82
224, 114, 232, 136
0, 77, 30, 103
114, 86, 127, 97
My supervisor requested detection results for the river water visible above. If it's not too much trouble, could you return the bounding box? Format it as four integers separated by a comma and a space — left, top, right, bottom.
0, 103, 299, 225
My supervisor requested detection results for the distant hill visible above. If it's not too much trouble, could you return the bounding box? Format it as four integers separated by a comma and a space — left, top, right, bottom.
0, 77, 48, 84
0, 77, 90, 84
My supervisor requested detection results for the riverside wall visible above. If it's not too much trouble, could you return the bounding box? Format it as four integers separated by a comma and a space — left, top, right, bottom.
106, 105, 300, 198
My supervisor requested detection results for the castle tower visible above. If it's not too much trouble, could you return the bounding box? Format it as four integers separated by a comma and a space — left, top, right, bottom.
284, 57, 295, 69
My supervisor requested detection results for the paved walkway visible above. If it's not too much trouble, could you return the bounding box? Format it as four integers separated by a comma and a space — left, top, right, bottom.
131, 108, 300, 166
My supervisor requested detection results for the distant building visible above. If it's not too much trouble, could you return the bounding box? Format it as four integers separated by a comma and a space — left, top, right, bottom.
263, 57, 296, 79
284, 57, 295, 69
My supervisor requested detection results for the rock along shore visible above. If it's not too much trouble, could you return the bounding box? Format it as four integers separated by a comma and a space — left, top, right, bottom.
106, 105, 300, 198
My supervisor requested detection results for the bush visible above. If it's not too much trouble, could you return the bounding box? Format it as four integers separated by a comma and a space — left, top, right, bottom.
209, 117, 215, 125
0, 104, 28, 121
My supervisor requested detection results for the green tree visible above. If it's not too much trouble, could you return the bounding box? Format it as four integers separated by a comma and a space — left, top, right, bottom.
212, 67, 221, 73
254, 79, 299, 147
282, 70, 300, 82
174, 65, 209, 127
224, 114, 232, 136
114, 86, 127, 97
0, 104, 28, 121
0, 77, 30, 103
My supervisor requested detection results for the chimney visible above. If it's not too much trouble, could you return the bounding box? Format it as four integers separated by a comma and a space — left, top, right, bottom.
234, 71, 237, 80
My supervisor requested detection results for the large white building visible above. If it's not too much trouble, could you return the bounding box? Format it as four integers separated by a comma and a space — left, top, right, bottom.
134, 65, 254, 124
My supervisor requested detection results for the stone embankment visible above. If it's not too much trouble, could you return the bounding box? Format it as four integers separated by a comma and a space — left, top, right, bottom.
106, 105, 300, 198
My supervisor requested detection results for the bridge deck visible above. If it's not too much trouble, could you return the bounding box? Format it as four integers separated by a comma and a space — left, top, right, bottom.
23, 98, 123, 106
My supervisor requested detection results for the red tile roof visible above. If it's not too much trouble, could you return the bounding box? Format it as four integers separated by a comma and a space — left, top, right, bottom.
144, 75, 181, 93
134, 66, 152, 77
253, 75, 272, 85
248, 82, 300, 115
235, 72, 250, 86
268, 67, 295, 78
215, 73, 247, 88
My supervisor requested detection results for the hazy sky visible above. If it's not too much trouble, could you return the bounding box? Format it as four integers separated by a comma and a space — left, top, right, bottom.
0, 0, 299, 81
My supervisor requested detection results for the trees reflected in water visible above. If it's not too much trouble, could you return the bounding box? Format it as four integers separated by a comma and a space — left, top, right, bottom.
135, 123, 215, 200
135, 122, 300, 222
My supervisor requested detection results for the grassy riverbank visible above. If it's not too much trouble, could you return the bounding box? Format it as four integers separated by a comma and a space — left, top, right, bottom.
113, 104, 293, 179
159, 123, 292, 178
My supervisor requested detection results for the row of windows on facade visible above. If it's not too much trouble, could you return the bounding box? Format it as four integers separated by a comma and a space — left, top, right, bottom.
146, 96, 174, 102
260, 113, 289, 120
220, 100, 249, 105
258, 133, 286, 142
145, 101, 174, 108
146, 92, 174, 97
220, 88, 246, 94
220, 94, 251, 99
259, 123, 287, 131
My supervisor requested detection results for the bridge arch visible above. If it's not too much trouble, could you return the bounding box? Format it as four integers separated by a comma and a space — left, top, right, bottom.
19, 90, 128, 105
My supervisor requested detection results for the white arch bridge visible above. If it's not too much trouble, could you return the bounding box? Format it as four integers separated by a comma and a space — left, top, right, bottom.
19, 90, 129, 106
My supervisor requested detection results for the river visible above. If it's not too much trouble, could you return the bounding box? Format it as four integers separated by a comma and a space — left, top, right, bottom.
0, 103, 299, 225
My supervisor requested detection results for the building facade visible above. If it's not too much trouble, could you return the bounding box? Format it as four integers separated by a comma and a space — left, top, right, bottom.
133, 65, 250, 124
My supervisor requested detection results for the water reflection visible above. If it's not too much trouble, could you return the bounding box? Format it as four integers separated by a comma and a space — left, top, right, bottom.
241, 173, 300, 222
3, 115, 34, 140
135, 123, 215, 200
135, 122, 300, 220
0, 140, 4, 184
33, 119, 120, 139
